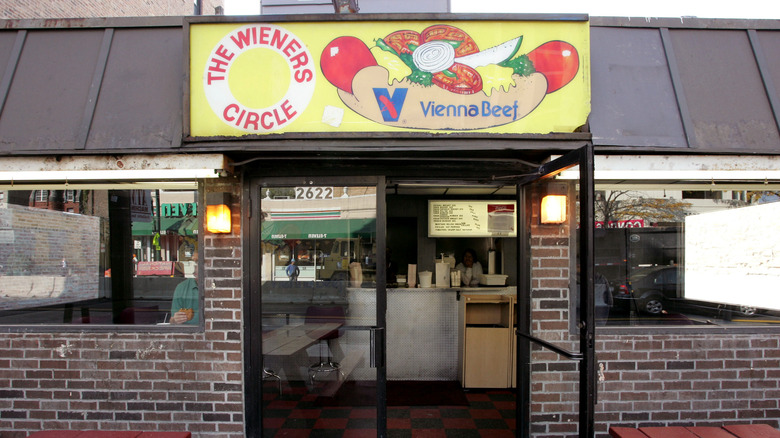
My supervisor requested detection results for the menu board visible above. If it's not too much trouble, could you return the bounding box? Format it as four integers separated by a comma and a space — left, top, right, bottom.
428, 201, 517, 237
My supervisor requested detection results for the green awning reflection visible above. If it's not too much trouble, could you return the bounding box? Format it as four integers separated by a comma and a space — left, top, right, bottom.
262, 218, 375, 240
132, 217, 197, 236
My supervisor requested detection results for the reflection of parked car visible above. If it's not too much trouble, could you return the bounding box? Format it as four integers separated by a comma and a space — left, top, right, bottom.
595, 273, 612, 324
613, 265, 761, 317
614, 266, 679, 315
575, 272, 613, 325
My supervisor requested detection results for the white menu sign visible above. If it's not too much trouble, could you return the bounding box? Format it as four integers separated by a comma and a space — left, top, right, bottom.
428, 200, 517, 237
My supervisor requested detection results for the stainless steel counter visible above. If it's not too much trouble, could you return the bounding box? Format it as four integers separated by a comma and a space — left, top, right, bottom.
347, 287, 515, 380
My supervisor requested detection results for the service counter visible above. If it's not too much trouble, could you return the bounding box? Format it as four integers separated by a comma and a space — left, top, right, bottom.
346, 287, 516, 382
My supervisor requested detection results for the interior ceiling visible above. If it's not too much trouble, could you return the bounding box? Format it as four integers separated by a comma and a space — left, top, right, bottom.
241, 152, 780, 196
386, 182, 517, 196
385, 178, 780, 196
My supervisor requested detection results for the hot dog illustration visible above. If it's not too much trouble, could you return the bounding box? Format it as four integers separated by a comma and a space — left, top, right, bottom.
320, 25, 579, 130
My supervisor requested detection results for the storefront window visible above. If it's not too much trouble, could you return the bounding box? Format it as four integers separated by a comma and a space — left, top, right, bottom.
0, 186, 199, 327
596, 183, 780, 327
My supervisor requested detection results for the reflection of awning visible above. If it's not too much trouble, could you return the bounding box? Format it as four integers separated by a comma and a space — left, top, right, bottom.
262, 219, 375, 240
132, 218, 197, 236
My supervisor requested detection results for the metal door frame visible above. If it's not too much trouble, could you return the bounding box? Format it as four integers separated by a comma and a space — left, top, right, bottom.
243, 175, 388, 438
515, 144, 596, 438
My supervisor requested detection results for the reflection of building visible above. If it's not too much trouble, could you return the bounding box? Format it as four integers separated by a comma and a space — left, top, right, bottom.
27, 189, 82, 213
0, 0, 225, 18
261, 187, 377, 282
131, 190, 198, 263
2, 189, 111, 216
261, 0, 446, 14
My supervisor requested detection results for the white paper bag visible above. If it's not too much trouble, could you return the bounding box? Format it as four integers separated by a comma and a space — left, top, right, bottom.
407, 264, 417, 287
349, 262, 363, 288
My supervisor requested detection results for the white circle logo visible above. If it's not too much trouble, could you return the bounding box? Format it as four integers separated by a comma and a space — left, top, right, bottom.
203, 24, 316, 133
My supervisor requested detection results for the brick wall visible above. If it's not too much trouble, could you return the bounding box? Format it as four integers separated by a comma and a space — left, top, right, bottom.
0, 0, 226, 19
530, 330, 780, 437
529, 185, 581, 436
0, 179, 244, 438
527, 184, 780, 437
595, 334, 780, 436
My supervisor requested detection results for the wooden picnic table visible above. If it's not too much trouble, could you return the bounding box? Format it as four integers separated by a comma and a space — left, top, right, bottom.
262, 323, 342, 356
610, 424, 780, 438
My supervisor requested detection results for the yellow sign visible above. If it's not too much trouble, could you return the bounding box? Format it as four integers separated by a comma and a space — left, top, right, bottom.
189, 20, 590, 137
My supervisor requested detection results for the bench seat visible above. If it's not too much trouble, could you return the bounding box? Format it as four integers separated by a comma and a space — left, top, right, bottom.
26, 432, 191, 438
723, 424, 780, 438
610, 424, 780, 438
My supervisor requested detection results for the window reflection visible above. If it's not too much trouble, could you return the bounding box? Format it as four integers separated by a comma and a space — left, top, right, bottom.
261, 186, 377, 285
597, 187, 780, 326
260, 186, 377, 398
0, 187, 199, 326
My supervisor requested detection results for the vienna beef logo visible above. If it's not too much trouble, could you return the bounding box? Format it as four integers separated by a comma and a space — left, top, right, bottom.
372, 88, 408, 122
203, 24, 316, 133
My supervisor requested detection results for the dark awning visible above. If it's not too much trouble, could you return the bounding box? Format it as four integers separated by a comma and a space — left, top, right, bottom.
262, 219, 375, 240
132, 217, 197, 237
590, 17, 780, 151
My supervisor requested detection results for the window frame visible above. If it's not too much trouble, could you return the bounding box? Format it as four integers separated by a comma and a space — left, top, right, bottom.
0, 182, 205, 333
593, 178, 780, 334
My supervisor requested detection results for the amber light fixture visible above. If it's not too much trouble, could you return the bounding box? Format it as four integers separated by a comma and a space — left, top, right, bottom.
206, 192, 232, 233
541, 194, 567, 224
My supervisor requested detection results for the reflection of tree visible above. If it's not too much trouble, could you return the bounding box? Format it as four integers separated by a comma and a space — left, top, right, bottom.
264, 188, 296, 199
596, 190, 692, 224
747, 191, 780, 203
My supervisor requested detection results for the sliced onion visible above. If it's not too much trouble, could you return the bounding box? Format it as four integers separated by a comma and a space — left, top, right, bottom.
412, 41, 455, 73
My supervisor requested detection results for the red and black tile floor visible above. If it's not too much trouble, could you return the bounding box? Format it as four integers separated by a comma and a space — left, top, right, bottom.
262, 381, 516, 437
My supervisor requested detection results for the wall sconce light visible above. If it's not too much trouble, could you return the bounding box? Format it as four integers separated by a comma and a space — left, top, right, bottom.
206, 192, 232, 233
541, 194, 567, 224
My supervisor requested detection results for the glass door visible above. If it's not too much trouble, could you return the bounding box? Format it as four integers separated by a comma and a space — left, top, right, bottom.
246, 177, 386, 438
516, 145, 596, 438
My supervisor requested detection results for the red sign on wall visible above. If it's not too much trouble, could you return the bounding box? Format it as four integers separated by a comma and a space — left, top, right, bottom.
595, 220, 645, 229
136, 261, 175, 276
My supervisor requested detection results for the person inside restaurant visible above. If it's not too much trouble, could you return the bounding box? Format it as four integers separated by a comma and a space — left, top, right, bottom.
455, 248, 483, 287
170, 252, 199, 325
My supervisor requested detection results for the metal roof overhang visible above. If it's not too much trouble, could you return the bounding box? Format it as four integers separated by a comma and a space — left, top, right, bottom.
553, 154, 780, 189
0, 154, 230, 186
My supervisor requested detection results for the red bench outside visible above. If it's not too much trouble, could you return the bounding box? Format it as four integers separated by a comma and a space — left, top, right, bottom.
687, 427, 745, 438
610, 427, 650, 438
640, 426, 700, 438
26, 432, 191, 438
25, 433, 82, 438
724, 425, 780, 438
610, 424, 780, 438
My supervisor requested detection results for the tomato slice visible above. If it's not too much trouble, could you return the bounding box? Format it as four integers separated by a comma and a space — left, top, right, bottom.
431, 63, 483, 95
421, 24, 479, 57
383, 30, 422, 55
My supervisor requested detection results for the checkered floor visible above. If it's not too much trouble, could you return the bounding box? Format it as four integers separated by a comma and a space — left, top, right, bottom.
262, 381, 516, 437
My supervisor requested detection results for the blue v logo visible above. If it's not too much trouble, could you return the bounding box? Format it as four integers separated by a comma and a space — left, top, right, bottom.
372, 88, 407, 122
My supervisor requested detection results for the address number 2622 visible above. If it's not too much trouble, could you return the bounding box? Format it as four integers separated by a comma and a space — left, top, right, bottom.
294, 187, 334, 200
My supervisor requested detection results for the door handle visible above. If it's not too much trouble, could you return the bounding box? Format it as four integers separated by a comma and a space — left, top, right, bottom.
369, 327, 385, 368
